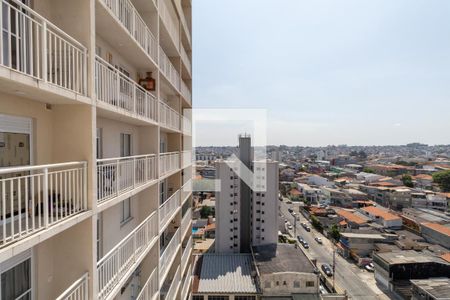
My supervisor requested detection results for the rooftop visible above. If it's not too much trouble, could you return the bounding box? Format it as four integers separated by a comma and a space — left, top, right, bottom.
411, 278, 450, 300
422, 222, 450, 237
340, 232, 386, 240
196, 253, 258, 294
361, 206, 401, 221
253, 244, 316, 275
375, 250, 448, 265
336, 209, 368, 225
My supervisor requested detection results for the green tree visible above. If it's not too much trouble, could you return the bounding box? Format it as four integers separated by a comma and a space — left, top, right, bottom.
363, 167, 375, 173
330, 224, 340, 241
200, 206, 213, 218
402, 174, 414, 188
433, 170, 450, 192
310, 216, 323, 232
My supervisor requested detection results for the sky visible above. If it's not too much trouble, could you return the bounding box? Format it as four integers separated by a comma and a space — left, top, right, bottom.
192, 0, 450, 147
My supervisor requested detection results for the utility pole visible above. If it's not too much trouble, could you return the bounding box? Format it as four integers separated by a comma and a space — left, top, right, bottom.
294, 215, 297, 248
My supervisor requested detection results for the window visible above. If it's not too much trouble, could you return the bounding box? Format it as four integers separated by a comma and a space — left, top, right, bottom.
120, 133, 132, 157
306, 281, 315, 287
1, 257, 31, 300
121, 198, 132, 224
294, 281, 300, 288
276, 281, 280, 286
283, 281, 287, 285
235, 297, 256, 300
193, 296, 204, 300
261, 229, 265, 232
208, 296, 229, 300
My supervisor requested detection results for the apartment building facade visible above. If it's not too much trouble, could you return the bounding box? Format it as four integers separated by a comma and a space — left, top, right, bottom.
215, 136, 279, 253
0, 0, 193, 299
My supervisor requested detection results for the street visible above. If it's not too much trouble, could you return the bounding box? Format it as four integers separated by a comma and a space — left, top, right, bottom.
279, 200, 390, 300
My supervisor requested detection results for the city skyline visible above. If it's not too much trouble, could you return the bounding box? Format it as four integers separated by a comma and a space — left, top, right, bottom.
193, 0, 450, 146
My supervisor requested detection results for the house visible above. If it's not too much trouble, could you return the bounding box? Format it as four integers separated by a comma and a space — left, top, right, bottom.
360, 206, 402, 229
339, 232, 386, 259
420, 223, 450, 249
336, 209, 369, 229
412, 174, 433, 190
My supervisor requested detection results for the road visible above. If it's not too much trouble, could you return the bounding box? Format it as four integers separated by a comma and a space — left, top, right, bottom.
279, 200, 390, 300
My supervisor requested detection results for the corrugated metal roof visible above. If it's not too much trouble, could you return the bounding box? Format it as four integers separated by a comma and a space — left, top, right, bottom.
197, 254, 258, 294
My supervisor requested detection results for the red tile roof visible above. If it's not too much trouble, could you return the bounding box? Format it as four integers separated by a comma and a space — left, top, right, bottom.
361, 206, 401, 221
422, 222, 450, 237
337, 209, 367, 225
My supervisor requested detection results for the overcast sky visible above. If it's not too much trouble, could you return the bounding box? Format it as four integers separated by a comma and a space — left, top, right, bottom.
192, 0, 450, 146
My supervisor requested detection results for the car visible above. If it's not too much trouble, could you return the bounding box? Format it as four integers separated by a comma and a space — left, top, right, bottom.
365, 263, 374, 272
315, 237, 322, 244
321, 264, 333, 277
305, 226, 311, 232
297, 236, 304, 243
286, 200, 292, 204
287, 225, 293, 230
302, 242, 310, 249
284, 220, 288, 223
288, 208, 293, 213
301, 222, 307, 228
292, 212, 297, 216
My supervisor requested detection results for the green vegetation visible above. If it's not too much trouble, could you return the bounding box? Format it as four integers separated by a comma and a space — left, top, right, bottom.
200, 206, 214, 218
401, 174, 414, 188
397, 160, 417, 167
433, 170, 450, 192
330, 224, 341, 241
363, 167, 375, 173
310, 215, 323, 233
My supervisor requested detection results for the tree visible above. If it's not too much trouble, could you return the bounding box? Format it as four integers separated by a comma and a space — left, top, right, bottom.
363, 167, 375, 174
330, 224, 340, 241
200, 206, 213, 218
358, 150, 367, 159
433, 170, 450, 192
310, 216, 323, 232
402, 174, 414, 188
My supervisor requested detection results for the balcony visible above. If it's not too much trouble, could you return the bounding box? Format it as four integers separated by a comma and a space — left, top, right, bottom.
97, 211, 158, 300
182, 116, 192, 135
180, 265, 192, 300
159, 101, 181, 131
55, 272, 89, 300
0, 161, 87, 248
181, 179, 192, 204
0, 0, 88, 96
180, 235, 192, 274
159, 152, 180, 177
181, 80, 192, 105
158, 0, 180, 51
136, 268, 158, 300
95, 56, 158, 124
181, 150, 192, 169
97, 0, 158, 64
159, 47, 180, 91
159, 190, 180, 230
161, 266, 181, 300
97, 154, 157, 206
181, 209, 191, 239
159, 228, 180, 282
180, 46, 192, 77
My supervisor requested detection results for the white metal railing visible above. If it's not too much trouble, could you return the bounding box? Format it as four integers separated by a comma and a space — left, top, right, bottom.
182, 115, 192, 135
180, 46, 191, 76
55, 273, 89, 300
159, 228, 180, 281
181, 179, 192, 203
97, 212, 158, 300
159, 47, 180, 91
181, 265, 192, 300
159, 152, 180, 177
136, 268, 158, 300
181, 150, 192, 169
158, 0, 180, 49
180, 235, 192, 274
100, 0, 157, 62
159, 190, 180, 229
95, 56, 158, 123
164, 266, 181, 300
181, 209, 191, 238
159, 101, 180, 131
97, 154, 157, 204
181, 80, 192, 104
0, 0, 88, 95
0, 162, 87, 246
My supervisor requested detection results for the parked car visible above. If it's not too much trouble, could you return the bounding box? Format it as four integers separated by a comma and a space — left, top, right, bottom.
301, 241, 310, 249
286, 200, 292, 204
297, 236, 304, 243
305, 226, 311, 232
315, 237, 322, 244
287, 225, 293, 230
288, 208, 293, 213
365, 263, 374, 272
301, 222, 307, 228
321, 264, 333, 277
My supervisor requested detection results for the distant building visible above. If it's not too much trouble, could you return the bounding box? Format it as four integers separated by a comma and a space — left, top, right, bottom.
411, 278, 450, 300
421, 223, 450, 249
339, 232, 386, 259
360, 206, 402, 229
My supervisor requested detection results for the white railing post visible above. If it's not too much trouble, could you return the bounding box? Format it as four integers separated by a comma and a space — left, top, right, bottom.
133, 157, 136, 188
116, 71, 120, 109
43, 168, 49, 228
83, 161, 87, 209
41, 21, 48, 82
116, 159, 120, 197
